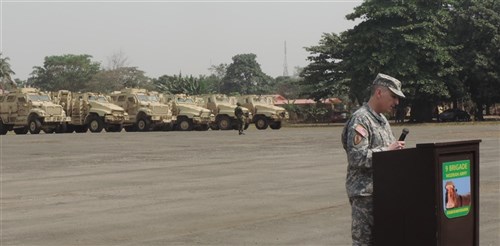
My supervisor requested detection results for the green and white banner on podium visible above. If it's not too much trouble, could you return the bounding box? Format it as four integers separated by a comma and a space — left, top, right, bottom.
442, 160, 472, 219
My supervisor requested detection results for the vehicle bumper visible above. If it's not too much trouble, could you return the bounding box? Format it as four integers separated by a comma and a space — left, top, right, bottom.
151, 115, 176, 123
44, 116, 71, 123
192, 115, 214, 124
104, 114, 128, 124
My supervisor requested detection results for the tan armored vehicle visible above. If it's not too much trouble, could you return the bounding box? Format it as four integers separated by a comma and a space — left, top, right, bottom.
109, 88, 175, 131
160, 94, 214, 131
237, 95, 289, 130
52, 90, 128, 133
0, 87, 70, 134
197, 94, 252, 130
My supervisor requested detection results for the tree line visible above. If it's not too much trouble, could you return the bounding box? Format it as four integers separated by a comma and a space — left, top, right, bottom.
1, 0, 499, 122
300, 0, 499, 121
0, 52, 298, 98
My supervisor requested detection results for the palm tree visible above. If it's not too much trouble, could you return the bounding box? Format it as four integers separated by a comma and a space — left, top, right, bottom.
0, 53, 16, 89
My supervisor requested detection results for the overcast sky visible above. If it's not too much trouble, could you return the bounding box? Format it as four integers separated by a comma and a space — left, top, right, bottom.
1, 0, 362, 81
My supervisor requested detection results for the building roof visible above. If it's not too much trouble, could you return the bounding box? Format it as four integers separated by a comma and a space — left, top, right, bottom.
254, 94, 342, 105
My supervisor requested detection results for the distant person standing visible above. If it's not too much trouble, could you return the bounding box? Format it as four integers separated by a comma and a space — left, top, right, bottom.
235, 102, 245, 135
341, 73, 406, 246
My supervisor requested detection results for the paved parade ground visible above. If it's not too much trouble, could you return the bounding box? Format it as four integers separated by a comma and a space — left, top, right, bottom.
1, 123, 499, 245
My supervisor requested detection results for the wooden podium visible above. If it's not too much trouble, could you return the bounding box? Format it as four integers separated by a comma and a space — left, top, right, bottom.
372, 140, 480, 246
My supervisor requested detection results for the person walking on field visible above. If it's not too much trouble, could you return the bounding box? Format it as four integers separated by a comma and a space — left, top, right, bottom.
234, 102, 245, 135
341, 73, 406, 246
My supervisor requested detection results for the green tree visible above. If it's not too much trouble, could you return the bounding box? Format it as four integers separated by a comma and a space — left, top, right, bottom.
0, 53, 16, 90
221, 54, 274, 94
208, 63, 227, 93
153, 73, 213, 95
300, 1, 499, 122
198, 75, 220, 94
274, 75, 303, 99
300, 33, 348, 101
88, 67, 153, 93
342, 0, 459, 122
449, 0, 500, 119
29, 54, 101, 91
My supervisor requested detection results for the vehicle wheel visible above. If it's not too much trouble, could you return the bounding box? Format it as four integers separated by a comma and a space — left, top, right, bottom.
43, 128, 56, 134
74, 125, 88, 133
88, 115, 104, 133
217, 116, 232, 130
176, 117, 193, 131
270, 121, 282, 130
255, 117, 268, 130
14, 127, 28, 135
0, 121, 8, 135
136, 117, 151, 131
28, 117, 42, 134
124, 125, 137, 132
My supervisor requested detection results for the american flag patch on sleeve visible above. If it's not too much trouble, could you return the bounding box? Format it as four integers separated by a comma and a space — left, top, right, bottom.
354, 124, 368, 138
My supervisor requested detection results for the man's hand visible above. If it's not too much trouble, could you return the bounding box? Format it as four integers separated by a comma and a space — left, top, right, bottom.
388, 141, 405, 150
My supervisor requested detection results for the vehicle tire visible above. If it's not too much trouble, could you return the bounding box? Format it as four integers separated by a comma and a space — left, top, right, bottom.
88, 115, 104, 133
217, 116, 232, 130
136, 117, 151, 131
43, 128, 56, 134
28, 117, 42, 134
14, 127, 28, 135
176, 117, 193, 131
0, 121, 8, 135
270, 121, 282, 130
255, 116, 269, 130
74, 125, 88, 133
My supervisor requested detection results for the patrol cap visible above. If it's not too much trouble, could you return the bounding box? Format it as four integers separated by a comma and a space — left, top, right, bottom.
372, 73, 405, 98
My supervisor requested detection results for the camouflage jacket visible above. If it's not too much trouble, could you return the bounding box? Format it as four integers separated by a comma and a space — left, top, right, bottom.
235, 106, 244, 119
341, 103, 396, 197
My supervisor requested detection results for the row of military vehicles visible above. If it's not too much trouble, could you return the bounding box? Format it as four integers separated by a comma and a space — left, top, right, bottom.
0, 87, 289, 135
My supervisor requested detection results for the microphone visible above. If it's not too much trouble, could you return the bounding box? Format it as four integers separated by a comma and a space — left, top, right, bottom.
398, 128, 409, 141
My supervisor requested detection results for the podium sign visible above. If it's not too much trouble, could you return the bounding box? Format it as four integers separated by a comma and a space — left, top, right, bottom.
372, 140, 480, 246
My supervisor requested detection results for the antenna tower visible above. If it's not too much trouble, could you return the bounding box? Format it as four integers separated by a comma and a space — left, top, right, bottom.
283, 40, 289, 77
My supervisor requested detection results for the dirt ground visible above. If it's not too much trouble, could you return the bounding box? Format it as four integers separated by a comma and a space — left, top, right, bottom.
1, 123, 499, 245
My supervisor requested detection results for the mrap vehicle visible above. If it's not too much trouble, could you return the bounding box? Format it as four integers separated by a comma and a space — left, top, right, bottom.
0, 87, 70, 134
52, 90, 128, 133
109, 88, 175, 131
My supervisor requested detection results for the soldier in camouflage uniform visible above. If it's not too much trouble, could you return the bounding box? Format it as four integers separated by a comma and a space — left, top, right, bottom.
341, 73, 406, 246
235, 102, 245, 135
